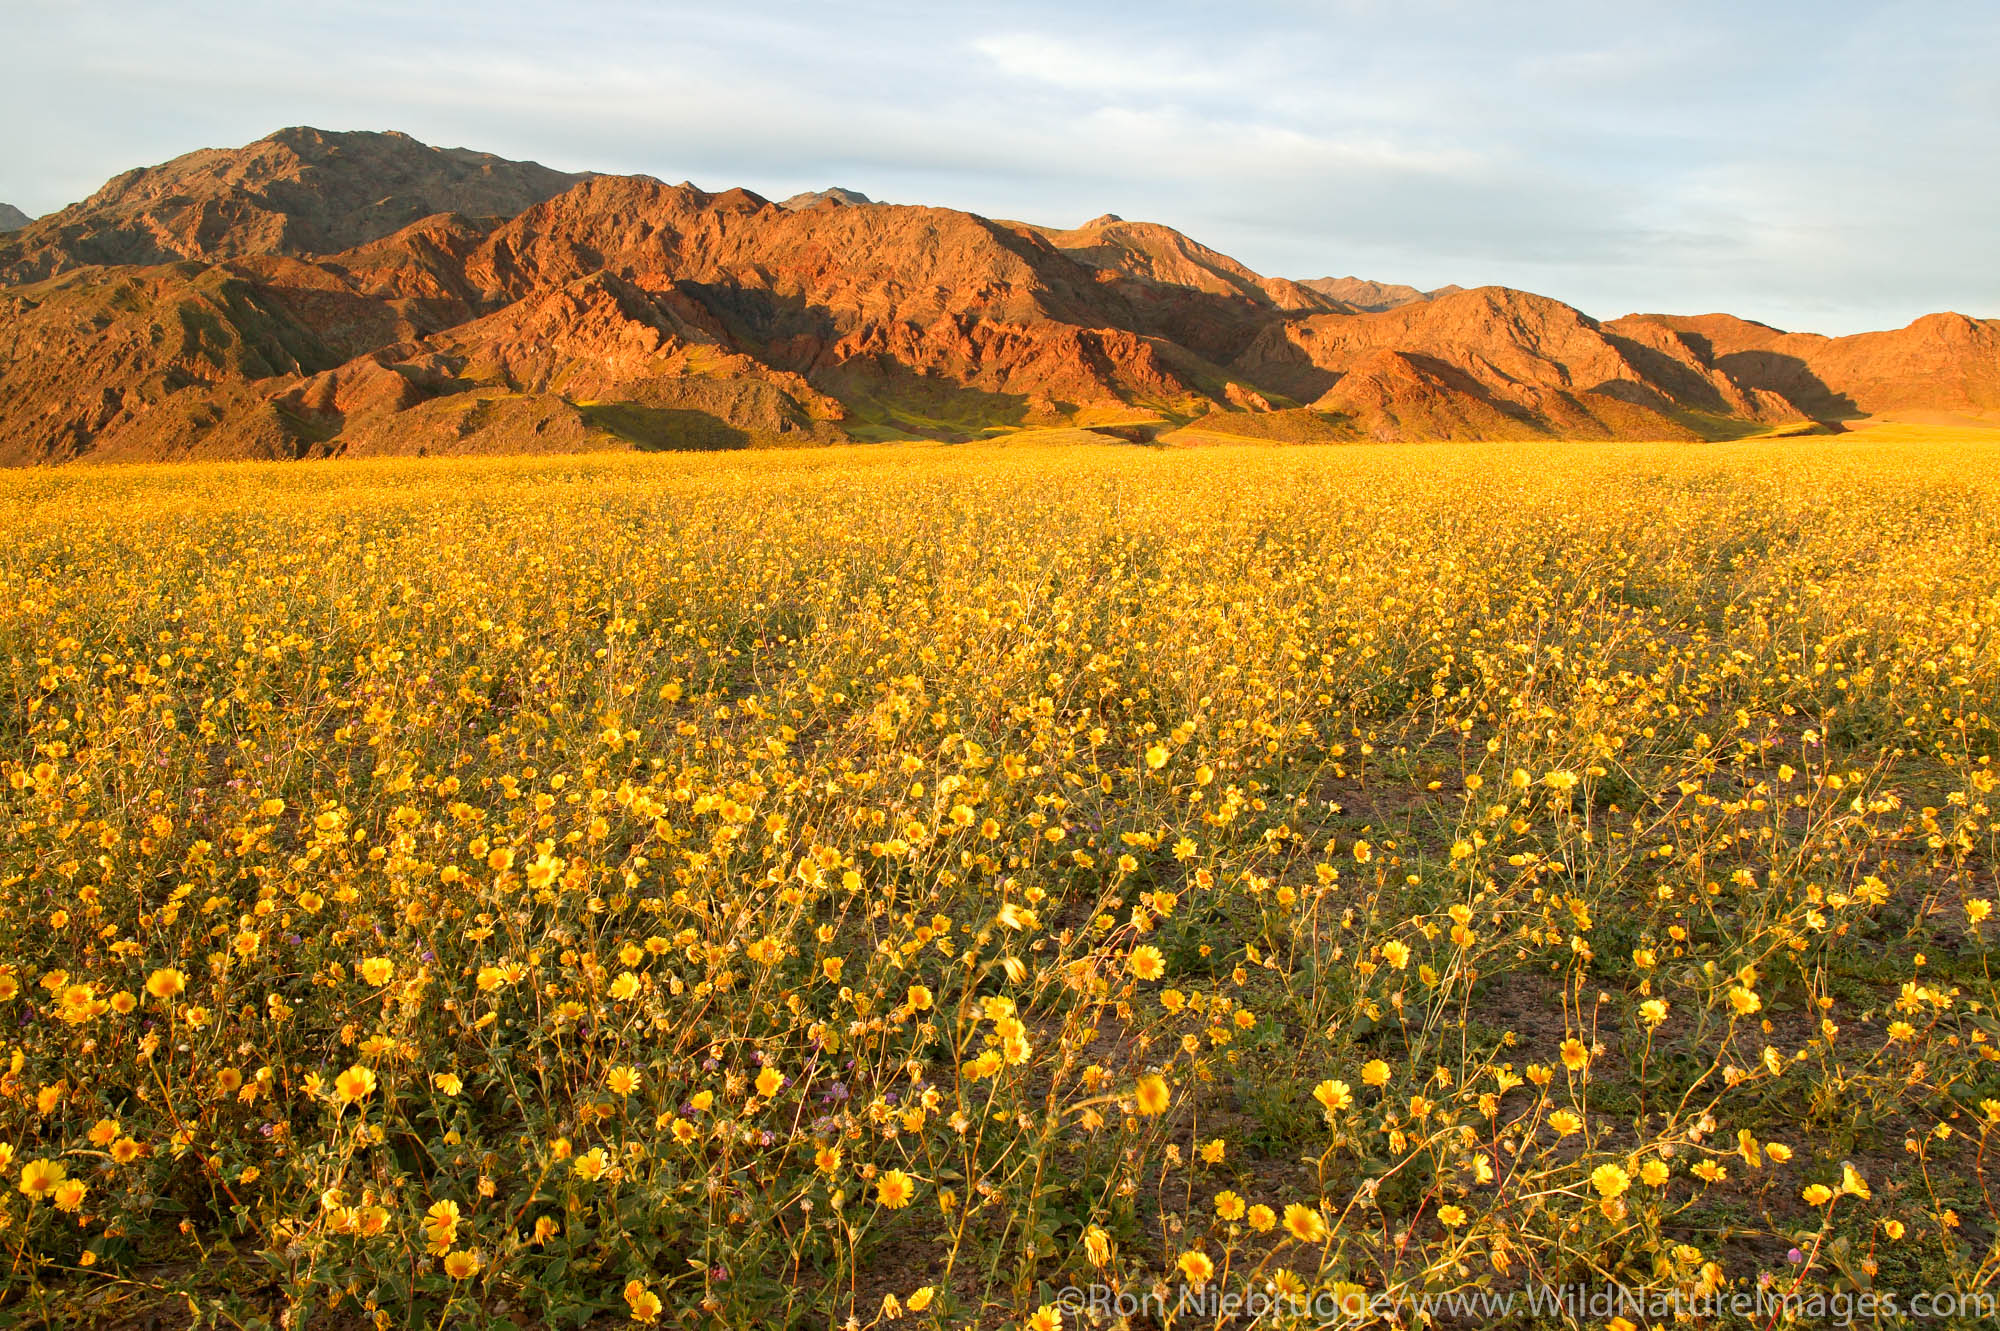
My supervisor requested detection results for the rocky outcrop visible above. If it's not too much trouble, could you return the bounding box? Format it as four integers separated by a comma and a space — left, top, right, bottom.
0, 263, 340, 465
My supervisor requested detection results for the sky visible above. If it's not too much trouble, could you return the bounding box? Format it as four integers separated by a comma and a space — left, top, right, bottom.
3, 0, 1995, 335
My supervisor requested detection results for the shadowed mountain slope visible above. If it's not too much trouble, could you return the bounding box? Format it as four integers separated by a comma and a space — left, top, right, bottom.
1612, 312, 2000, 422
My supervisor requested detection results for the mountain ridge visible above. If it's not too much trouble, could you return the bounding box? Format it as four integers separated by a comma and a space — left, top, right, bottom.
1299, 275, 1465, 312
0, 127, 586, 283
1, 128, 1992, 465
780, 187, 875, 210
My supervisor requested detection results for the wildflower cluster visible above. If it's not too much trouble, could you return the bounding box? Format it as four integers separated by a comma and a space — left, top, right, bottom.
0, 437, 1995, 1326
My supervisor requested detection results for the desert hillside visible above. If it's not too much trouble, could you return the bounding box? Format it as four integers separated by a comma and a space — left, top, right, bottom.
1, 128, 1994, 463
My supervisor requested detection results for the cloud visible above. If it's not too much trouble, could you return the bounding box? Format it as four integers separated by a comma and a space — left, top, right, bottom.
970, 33, 1230, 93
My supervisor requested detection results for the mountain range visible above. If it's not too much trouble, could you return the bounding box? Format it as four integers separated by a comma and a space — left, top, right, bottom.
1, 127, 1994, 465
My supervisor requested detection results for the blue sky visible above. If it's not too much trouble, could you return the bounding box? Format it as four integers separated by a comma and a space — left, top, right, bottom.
4, 0, 1994, 334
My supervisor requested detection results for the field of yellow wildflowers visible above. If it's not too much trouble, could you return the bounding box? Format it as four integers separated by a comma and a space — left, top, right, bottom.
2, 434, 1998, 1328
